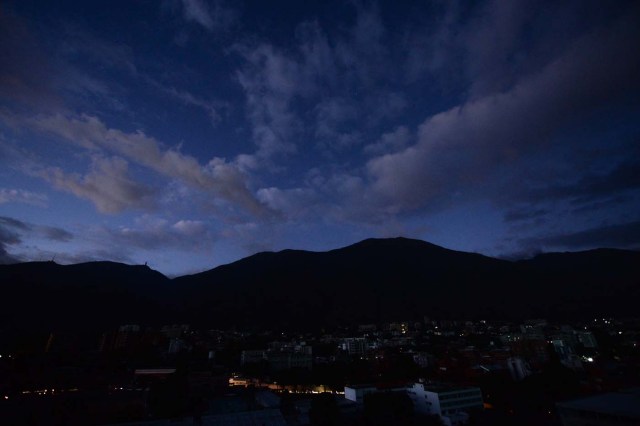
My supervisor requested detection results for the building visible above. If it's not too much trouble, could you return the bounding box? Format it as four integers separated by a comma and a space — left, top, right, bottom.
577, 331, 598, 348
506, 357, 531, 381
556, 388, 640, 425
342, 338, 367, 356
344, 382, 483, 425
267, 352, 312, 371
412, 351, 432, 368
344, 383, 407, 404
407, 383, 483, 426
241, 349, 266, 365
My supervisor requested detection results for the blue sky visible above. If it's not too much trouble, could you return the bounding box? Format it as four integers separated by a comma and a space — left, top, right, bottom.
1, 0, 639, 276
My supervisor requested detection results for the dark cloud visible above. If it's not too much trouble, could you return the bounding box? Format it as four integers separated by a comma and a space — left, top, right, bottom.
527, 159, 640, 205
0, 226, 20, 263
569, 195, 631, 216
522, 220, 640, 252
0, 215, 81, 263
366, 6, 640, 214
0, 8, 59, 109
0, 216, 74, 263
504, 208, 550, 223
0, 217, 23, 264
40, 226, 73, 242
0, 216, 30, 231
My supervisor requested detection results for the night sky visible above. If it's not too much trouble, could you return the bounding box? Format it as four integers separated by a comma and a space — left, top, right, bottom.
1, 0, 639, 276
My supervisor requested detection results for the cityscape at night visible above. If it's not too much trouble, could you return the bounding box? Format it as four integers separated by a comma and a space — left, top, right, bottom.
1, 0, 639, 425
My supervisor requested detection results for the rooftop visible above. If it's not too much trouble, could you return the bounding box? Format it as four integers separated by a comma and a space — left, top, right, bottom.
557, 388, 640, 419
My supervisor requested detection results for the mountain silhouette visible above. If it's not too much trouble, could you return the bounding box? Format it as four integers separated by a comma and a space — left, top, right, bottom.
1, 238, 638, 333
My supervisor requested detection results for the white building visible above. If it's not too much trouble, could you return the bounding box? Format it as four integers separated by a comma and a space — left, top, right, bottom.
344, 384, 407, 404
406, 383, 483, 426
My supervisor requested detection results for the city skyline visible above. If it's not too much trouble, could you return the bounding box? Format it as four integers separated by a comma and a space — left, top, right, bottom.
1, 0, 639, 275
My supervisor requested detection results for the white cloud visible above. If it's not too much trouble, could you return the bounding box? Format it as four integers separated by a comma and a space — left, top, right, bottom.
100, 215, 214, 252
234, 7, 400, 163
11, 113, 266, 216
172, 219, 206, 236
41, 156, 155, 214
257, 187, 319, 220
181, 0, 236, 32
0, 188, 48, 206
236, 44, 304, 163
364, 126, 412, 156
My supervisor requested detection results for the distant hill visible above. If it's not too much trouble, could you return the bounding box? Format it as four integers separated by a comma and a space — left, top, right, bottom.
1, 238, 639, 333
0, 261, 171, 332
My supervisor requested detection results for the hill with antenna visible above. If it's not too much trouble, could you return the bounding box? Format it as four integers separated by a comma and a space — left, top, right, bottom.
1, 238, 639, 332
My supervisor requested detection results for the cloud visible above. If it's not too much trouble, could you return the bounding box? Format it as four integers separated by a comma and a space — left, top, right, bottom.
501, 157, 640, 236
257, 187, 320, 220
366, 9, 640, 214
236, 43, 306, 164
5, 113, 267, 216
0, 10, 137, 114
98, 215, 213, 252
503, 207, 550, 223
39, 226, 73, 242
402, 1, 464, 85
160, 86, 224, 123
0, 216, 30, 231
528, 159, 640, 204
462, 0, 536, 98
335, 2, 388, 87
0, 218, 22, 263
0, 188, 48, 206
522, 220, 640, 252
57, 24, 136, 74
142, 74, 228, 124
314, 98, 358, 140
0, 216, 74, 263
180, 0, 236, 32
364, 126, 412, 156
41, 156, 156, 214
0, 226, 21, 263
0, 8, 59, 109
234, 6, 405, 164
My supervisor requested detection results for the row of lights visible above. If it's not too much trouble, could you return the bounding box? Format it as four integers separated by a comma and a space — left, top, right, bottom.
20, 388, 79, 395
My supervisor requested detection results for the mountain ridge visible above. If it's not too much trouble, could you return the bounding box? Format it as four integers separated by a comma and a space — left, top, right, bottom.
1, 237, 639, 332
